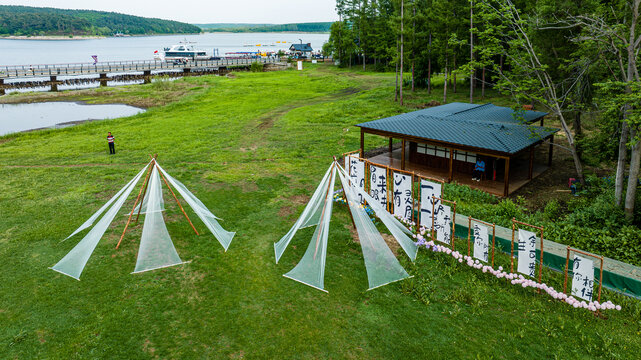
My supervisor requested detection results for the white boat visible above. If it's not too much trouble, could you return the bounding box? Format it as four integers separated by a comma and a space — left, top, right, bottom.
155, 41, 219, 62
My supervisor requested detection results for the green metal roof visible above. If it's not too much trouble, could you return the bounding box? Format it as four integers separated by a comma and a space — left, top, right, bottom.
356, 103, 556, 155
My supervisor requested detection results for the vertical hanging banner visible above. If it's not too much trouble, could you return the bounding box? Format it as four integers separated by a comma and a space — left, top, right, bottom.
517, 229, 537, 278
348, 155, 365, 203
473, 223, 489, 263
571, 255, 594, 301
393, 172, 413, 220
434, 204, 452, 244
369, 165, 388, 209
420, 179, 441, 228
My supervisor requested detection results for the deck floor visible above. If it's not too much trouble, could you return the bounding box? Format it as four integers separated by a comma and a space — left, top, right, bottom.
367, 147, 548, 196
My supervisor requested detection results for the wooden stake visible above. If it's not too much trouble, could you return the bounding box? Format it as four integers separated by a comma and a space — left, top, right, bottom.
116, 160, 154, 249
155, 162, 199, 236
135, 156, 156, 223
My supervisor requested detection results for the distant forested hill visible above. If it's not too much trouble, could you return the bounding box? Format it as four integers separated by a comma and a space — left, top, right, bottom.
0, 5, 201, 36
198, 22, 332, 33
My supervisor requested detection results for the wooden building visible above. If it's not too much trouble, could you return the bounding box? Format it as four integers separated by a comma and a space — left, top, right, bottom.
289, 43, 313, 58
356, 103, 558, 196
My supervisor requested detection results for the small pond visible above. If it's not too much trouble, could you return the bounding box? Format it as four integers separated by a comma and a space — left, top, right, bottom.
0, 102, 145, 136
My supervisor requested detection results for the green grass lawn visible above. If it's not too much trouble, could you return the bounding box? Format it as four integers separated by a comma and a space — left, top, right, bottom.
0, 64, 639, 359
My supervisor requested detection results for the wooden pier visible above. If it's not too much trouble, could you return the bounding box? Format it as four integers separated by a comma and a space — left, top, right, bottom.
0, 57, 283, 95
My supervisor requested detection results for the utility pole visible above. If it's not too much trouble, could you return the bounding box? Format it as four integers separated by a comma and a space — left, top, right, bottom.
470, 0, 474, 103
400, 0, 404, 105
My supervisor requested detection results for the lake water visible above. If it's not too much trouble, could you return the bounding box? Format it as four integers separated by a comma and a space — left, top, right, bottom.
0, 32, 330, 65
0, 102, 144, 136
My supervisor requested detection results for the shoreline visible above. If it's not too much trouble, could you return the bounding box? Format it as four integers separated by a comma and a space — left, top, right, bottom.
0, 35, 106, 41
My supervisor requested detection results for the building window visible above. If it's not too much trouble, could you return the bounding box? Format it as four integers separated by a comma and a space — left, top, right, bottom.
416, 143, 477, 163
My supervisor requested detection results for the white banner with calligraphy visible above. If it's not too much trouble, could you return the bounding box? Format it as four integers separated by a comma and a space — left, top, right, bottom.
434, 204, 452, 245
348, 155, 365, 203
571, 255, 594, 301
419, 180, 442, 228
393, 172, 413, 220
369, 165, 388, 209
473, 223, 489, 263
517, 229, 537, 278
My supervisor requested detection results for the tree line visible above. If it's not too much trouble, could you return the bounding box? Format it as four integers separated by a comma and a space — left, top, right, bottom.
0, 5, 201, 36
323, 0, 641, 219
202, 22, 332, 33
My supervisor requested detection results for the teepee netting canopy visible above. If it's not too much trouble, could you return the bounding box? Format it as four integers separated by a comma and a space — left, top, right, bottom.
274, 160, 416, 292
52, 158, 235, 280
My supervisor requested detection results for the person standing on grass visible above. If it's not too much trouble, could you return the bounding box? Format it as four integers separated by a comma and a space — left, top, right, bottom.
107, 132, 115, 154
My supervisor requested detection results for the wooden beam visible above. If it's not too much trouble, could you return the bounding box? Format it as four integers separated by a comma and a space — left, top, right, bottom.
528, 147, 534, 180
358, 127, 513, 159
504, 157, 510, 197
401, 139, 406, 170
548, 135, 554, 166
360, 129, 364, 158
448, 148, 453, 182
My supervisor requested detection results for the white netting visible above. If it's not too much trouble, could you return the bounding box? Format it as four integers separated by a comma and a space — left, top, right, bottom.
274, 165, 334, 263
337, 166, 410, 290
133, 166, 185, 273
51, 165, 149, 280
283, 165, 336, 292
155, 163, 235, 251
337, 164, 417, 261
130, 180, 165, 215
63, 162, 151, 241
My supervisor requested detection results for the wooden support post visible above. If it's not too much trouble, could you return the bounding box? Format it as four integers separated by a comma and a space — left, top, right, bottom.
401, 139, 406, 170
143, 70, 151, 84
548, 135, 554, 166
448, 148, 454, 182
467, 217, 472, 257
98, 73, 108, 87
134, 165, 153, 224
510, 219, 515, 273
388, 137, 393, 155
50, 75, 58, 92
528, 147, 534, 180
116, 161, 154, 249
156, 162, 200, 236
360, 129, 365, 158
504, 157, 510, 197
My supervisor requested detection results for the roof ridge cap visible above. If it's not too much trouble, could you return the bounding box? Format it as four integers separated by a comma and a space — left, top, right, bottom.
447, 103, 492, 117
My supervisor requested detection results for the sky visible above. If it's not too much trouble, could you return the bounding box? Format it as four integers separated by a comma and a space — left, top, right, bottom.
0, 0, 339, 24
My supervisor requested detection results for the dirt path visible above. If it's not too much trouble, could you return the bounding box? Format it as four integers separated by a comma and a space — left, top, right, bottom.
255, 87, 361, 130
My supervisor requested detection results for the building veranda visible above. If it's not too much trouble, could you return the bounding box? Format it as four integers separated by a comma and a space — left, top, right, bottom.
356, 103, 559, 197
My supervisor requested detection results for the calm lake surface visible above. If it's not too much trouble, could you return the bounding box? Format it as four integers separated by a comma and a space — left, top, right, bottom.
0, 32, 330, 65
0, 102, 144, 136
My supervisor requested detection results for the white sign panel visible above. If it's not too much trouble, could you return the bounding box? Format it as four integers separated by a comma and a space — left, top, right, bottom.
473, 223, 489, 263
571, 255, 595, 301
348, 155, 365, 203
369, 165, 388, 209
420, 179, 442, 228
517, 229, 537, 278
434, 204, 452, 244
393, 172, 413, 219
297, 61, 303, 70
